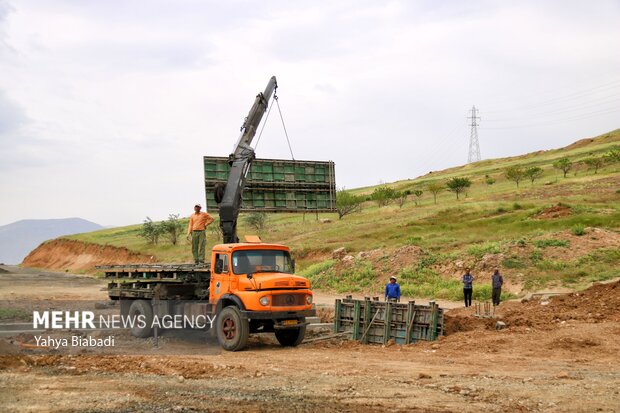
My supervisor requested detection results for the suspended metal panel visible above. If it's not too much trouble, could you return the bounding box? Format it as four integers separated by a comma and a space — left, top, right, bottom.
204, 156, 336, 212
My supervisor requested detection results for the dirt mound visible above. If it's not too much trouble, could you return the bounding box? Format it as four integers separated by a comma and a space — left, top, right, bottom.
535, 204, 572, 219
445, 280, 620, 335
507, 280, 620, 327
0, 267, 8, 273
22, 239, 155, 271
443, 314, 495, 334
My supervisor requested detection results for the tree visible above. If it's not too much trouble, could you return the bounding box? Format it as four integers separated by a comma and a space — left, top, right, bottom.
245, 212, 268, 232
139, 217, 165, 245
605, 147, 620, 165
485, 177, 496, 186
524, 166, 543, 185
335, 189, 362, 219
505, 165, 525, 188
584, 156, 604, 174
446, 177, 471, 200
412, 190, 423, 206
161, 213, 184, 245
371, 186, 397, 207
427, 182, 444, 204
394, 191, 408, 208
553, 157, 572, 178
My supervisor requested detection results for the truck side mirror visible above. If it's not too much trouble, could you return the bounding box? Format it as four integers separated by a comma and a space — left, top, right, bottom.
214, 260, 223, 274
291, 259, 296, 273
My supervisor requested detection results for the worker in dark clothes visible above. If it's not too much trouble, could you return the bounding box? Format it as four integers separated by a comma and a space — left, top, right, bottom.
186, 204, 214, 265
385, 276, 401, 303
462, 268, 474, 307
491, 268, 503, 306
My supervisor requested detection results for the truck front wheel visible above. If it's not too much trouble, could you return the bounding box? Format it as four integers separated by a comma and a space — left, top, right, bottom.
275, 325, 306, 347
216, 306, 249, 351
128, 300, 154, 338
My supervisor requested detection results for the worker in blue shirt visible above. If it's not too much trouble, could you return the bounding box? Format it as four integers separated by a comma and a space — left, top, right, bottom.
385, 276, 401, 302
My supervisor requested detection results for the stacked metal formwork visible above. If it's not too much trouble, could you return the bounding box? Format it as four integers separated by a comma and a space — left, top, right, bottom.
334, 297, 444, 344
204, 156, 336, 212
98, 264, 211, 301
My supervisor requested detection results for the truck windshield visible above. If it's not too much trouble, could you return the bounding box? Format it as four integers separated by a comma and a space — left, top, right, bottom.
232, 250, 293, 275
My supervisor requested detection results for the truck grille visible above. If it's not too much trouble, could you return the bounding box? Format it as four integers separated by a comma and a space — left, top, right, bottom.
272, 293, 306, 307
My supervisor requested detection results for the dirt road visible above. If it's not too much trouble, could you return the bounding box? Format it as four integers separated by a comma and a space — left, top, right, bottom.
1, 266, 619, 412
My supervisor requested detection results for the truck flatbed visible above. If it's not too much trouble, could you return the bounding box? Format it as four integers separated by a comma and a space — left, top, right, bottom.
98, 264, 211, 301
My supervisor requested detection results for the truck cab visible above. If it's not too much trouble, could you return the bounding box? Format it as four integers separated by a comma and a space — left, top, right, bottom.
210, 242, 315, 351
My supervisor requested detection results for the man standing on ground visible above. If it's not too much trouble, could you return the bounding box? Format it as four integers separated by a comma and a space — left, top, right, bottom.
491, 268, 503, 306
385, 276, 401, 303
187, 204, 214, 265
462, 268, 474, 307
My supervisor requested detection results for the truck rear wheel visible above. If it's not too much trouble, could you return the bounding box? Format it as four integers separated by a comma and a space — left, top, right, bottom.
128, 300, 154, 338
216, 306, 249, 351
275, 325, 306, 347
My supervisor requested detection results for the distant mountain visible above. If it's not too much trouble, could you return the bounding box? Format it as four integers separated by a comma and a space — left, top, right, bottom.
0, 218, 104, 264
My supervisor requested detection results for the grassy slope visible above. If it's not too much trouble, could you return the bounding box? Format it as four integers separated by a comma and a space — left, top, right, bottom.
67, 129, 620, 299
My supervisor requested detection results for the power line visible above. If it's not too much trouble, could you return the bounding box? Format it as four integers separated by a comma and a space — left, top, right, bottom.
479, 106, 619, 130
484, 94, 620, 122
484, 77, 620, 114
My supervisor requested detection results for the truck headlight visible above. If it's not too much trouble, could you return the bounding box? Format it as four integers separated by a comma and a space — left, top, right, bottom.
306, 295, 313, 304
260, 296, 270, 306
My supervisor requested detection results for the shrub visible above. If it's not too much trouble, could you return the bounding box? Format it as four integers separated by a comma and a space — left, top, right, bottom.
467, 242, 501, 258
534, 239, 569, 248
139, 217, 165, 245
245, 212, 268, 232
530, 250, 543, 262
371, 186, 397, 207
512, 203, 523, 210
161, 213, 184, 245
571, 224, 586, 236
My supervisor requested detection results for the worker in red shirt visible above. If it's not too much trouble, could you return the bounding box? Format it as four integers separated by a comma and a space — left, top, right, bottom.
187, 204, 214, 265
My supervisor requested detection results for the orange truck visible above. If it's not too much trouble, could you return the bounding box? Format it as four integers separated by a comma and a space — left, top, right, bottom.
104, 76, 324, 350
103, 240, 314, 351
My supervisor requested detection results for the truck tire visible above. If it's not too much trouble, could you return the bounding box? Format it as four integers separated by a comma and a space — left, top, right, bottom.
128, 300, 154, 338
275, 325, 306, 347
216, 306, 249, 351
120, 300, 131, 317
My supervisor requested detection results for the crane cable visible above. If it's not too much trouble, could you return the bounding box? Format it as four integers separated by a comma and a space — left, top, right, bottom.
274, 95, 295, 160
254, 90, 296, 160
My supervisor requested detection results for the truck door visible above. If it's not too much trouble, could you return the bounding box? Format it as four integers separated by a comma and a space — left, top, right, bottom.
210, 253, 230, 302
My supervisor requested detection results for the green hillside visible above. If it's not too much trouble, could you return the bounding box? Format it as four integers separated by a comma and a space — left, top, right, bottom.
67, 129, 620, 300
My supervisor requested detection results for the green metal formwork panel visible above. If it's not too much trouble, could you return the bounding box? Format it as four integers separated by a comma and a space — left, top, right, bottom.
204, 156, 336, 212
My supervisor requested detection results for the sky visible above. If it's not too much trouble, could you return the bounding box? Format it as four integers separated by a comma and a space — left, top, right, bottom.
0, 0, 619, 227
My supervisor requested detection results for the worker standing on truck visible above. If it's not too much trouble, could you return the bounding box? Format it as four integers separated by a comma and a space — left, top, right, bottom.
491, 268, 503, 306
187, 204, 214, 265
385, 276, 401, 302
462, 268, 474, 307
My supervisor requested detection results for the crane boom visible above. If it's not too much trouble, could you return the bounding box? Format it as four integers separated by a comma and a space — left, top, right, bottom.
216, 76, 278, 243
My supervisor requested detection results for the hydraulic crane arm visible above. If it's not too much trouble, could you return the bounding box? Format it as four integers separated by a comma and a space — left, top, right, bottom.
215, 76, 278, 243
